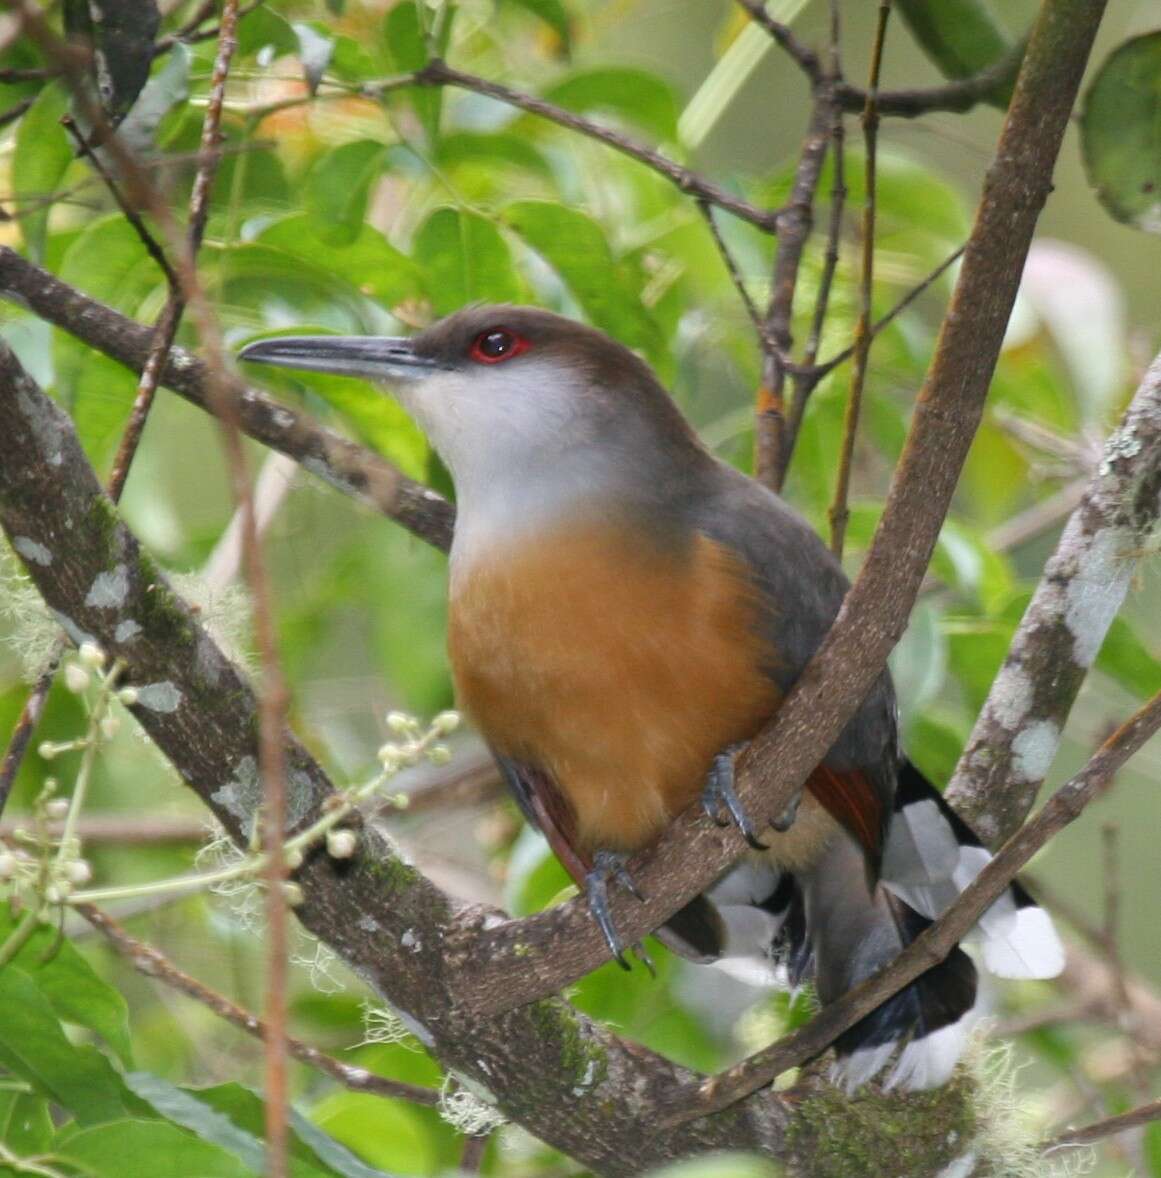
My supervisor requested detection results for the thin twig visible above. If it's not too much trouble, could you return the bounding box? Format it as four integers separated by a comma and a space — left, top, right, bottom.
810, 242, 964, 379
695, 199, 776, 357
76, 904, 441, 1108
733, 0, 823, 86
828, 1, 889, 556
413, 59, 780, 232
1044, 1098, 1161, 1150
664, 685, 1161, 1123
777, 0, 846, 488
837, 41, 1026, 117
755, 98, 832, 487
59, 116, 177, 289
459, 1134, 490, 1173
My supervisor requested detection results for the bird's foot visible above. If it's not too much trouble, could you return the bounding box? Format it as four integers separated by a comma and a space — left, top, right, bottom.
584, 849, 646, 971
700, 744, 769, 850
770, 788, 802, 833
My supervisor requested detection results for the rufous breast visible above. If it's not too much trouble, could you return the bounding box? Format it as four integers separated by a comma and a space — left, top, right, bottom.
448, 517, 783, 854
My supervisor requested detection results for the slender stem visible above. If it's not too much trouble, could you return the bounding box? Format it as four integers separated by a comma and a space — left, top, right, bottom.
0, 907, 41, 971
828, 1, 890, 557
77, 904, 441, 1108
1045, 1098, 1161, 1150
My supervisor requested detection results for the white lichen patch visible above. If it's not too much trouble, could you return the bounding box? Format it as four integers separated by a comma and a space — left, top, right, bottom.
302, 455, 357, 497
357, 914, 381, 933
16, 387, 66, 461
1062, 528, 1135, 667
401, 928, 422, 953
1098, 421, 1144, 476
85, 565, 129, 609
438, 1073, 506, 1135
359, 1002, 413, 1047
114, 619, 142, 642
1011, 720, 1061, 784
570, 1056, 602, 1097
986, 665, 1033, 730
135, 681, 183, 713
12, 536, 52, 566
211, 755, 262, 822
0, 546, 59, 679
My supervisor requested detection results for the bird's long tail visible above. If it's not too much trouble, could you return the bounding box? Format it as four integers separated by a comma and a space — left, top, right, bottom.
684, 761, 1063, 1091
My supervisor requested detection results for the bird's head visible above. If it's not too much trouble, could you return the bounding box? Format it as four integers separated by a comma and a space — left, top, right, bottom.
239, 305, 705, 549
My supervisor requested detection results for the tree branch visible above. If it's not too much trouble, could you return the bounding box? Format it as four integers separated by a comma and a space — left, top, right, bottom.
413, 59, 781, 233
77, 903, 442, 1109
0, 248, 455, 553
946, 351, 1161, 843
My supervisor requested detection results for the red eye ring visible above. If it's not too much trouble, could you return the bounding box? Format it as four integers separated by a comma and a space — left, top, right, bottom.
469, 327, 530, 365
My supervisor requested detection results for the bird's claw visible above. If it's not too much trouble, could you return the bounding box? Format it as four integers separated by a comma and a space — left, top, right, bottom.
770, 789, 803, 833
585, 849, 646, 970
701, 747, 769, 850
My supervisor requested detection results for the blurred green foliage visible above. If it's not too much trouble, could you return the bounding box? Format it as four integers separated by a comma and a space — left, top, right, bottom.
1, 1, 1160, 1175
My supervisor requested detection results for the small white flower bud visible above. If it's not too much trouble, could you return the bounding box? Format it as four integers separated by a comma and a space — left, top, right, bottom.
284, 848, 304, 870
377, 743, 402, 769
64, 663, 91, 694
0, 853, 17, 879
386, 711, 414, 735
64, 859, 92, 885
281, 881, 305, 907
45, 880, 72, 903
78, 642, 106, 669
117, 687, 139, 706
432, 710, 460, 736
38, 742, 57, 761
427, 744, 451, 766
45, 798, 70, 820
100, 713, 120, 739
327, 829, 357, 859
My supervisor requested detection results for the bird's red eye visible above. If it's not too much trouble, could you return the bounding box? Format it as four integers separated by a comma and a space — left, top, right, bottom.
469, 328, 529, 364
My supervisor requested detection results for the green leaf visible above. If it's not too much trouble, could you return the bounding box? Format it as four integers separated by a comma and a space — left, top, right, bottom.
186, 1083, 403, 1178
502, 199, 666, 370
381, 2, 442, 143
1145, 1120, 1161, 1177
502, 0, 572, 53
255, 214, 427, 309
1081, 33, 1161, 232
0, 908, 133, 1066
306, 140, 389, 247
310, 1091, 437, 1175
235, 6, 300, 57
116, 41, 191, 156
55, 215, 165, 468
413, 207, 523, 315
436, 132, 552, 180
0, 966, 139, 1125
54, 1119, 256, 1178
1095, 616, 1161, 699
542, 67, 679, 142
895, 0, 1014, 94
12, 82, 71, 262
0, 1090, 54, 1155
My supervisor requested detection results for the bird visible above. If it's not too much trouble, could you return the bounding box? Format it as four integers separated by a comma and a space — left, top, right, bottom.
239, 304, 1063, 1092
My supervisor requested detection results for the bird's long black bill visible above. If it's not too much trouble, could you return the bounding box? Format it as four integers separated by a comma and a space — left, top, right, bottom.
237, 335, 439, 382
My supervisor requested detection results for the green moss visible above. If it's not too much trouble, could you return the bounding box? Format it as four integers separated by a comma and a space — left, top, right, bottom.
527, 1000, 609, 1093
362, 852, 423, 895
784, 1074, 975, 1177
